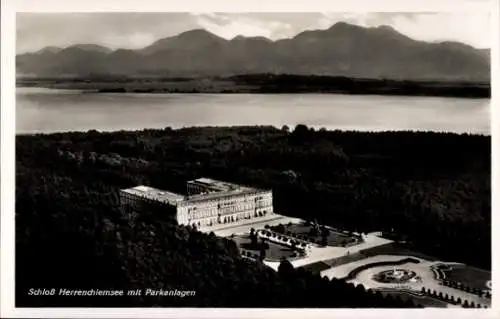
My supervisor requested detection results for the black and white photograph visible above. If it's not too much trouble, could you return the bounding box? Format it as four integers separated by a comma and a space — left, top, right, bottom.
1, 0, 497, 317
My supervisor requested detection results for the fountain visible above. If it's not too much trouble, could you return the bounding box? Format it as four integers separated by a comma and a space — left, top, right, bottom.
391, 268, 406, 280
372, 268, 419, 284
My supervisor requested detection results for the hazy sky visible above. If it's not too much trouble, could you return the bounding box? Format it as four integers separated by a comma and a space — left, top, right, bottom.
16, 12, 491, 53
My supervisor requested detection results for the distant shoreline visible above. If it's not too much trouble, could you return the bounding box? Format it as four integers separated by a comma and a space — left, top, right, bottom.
16, 74, 491, 99
15, 126, 491, 137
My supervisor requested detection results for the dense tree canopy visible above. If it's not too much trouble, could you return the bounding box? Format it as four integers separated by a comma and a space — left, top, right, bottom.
15, 125, 490, 307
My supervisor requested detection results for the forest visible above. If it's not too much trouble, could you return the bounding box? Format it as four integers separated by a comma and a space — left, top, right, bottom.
15, 125, 490, 307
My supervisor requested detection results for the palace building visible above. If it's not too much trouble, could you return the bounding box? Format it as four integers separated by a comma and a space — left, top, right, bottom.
120, 178, 274, 228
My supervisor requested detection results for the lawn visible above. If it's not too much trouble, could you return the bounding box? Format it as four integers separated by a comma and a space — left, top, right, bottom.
380, 290, 449, 308
269, 223, 361, 247
445, 266, 491, 290
299, 261, 331, 274
232, 234, 300, 262
359, 242, 440, 262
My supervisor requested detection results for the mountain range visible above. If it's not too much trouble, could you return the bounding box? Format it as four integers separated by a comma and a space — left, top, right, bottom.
16, 22, 490, 82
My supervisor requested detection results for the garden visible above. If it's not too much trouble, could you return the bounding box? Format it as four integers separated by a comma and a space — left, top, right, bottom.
266, 222, 362, 247
442, 265, 491, 291
231, 229, 306, 262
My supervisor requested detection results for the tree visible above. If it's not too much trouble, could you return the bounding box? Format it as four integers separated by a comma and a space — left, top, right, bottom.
293, 124, 309, 138
278, 258, 294, 277
276, 224, 285, 234
259, 246, 266, 260
320, 227, 330, 246
250, 228, 257, 246
321, 235, 328, 247
404, 299, 415, 308
355, 284, 366, 295
309, 227, 319, 238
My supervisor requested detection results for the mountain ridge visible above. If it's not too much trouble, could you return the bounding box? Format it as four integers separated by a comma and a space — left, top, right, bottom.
16, 22, 491, 81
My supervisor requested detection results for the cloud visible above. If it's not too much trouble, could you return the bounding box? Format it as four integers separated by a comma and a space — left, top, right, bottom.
190, 13, 292, 39
16, 13, 199, 52
390, 13, 491, 47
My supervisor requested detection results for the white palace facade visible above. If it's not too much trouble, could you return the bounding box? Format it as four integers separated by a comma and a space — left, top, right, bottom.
120, 178, 274, 227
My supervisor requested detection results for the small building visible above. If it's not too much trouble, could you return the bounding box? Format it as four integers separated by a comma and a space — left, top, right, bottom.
120, 178, 274, 228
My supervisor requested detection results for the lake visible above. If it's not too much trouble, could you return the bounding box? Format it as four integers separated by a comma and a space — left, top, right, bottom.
16, 87, 490, 134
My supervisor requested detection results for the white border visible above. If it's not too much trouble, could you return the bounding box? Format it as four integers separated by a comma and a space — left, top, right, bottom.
10, 0, 495, 12
1, 0, 499, 318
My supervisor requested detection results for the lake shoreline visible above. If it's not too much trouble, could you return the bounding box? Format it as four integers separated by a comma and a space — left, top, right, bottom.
15, 125, 492, 137
16, 74, 491, 99
16, 84, 490, 99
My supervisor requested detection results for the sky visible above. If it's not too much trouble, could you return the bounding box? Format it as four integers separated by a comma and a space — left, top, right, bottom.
16, 12, 491, 54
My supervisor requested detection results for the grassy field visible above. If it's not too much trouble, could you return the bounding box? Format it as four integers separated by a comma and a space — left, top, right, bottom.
299, 261, 331, 274
232, 235, 298, 262
316, 243, 440, 270
301, 243, 440, 276
445, 266, 491, 290
274, 223, 360, 247
381, 291, 449, 308
359, 242, 440, 261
